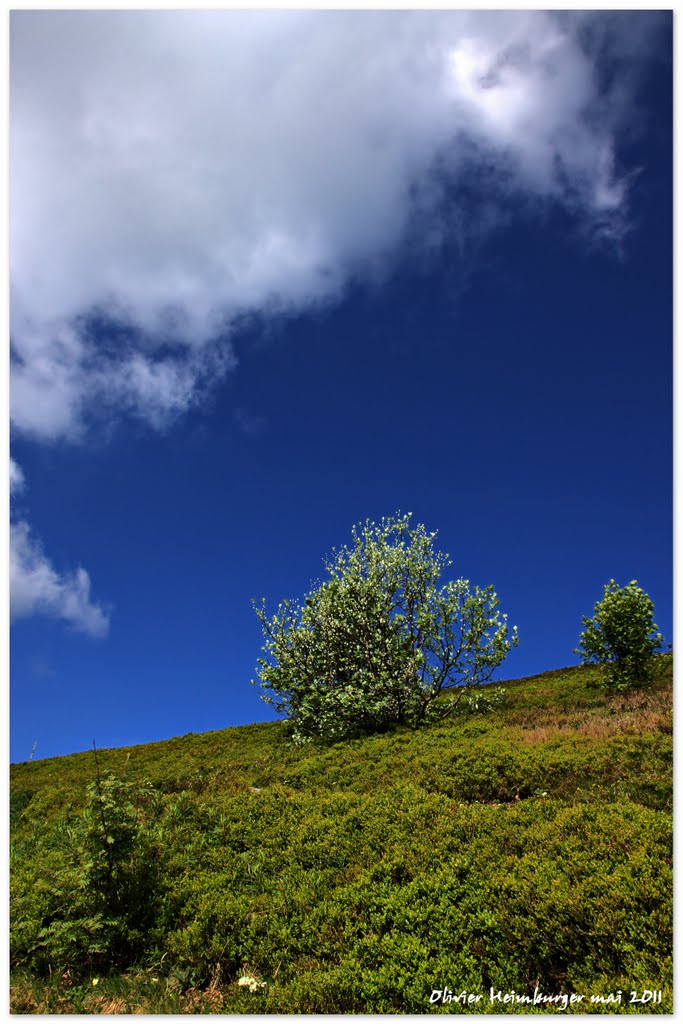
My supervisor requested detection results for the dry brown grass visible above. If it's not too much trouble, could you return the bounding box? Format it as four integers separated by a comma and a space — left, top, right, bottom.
506, 685, 672, 746
84, 996, 129, 1014
9, 979, 42, 1014
176, 963, 227, 1014
8, 979, 76, 1015
9, 964, 236, 1015
178, 981, 227, 1012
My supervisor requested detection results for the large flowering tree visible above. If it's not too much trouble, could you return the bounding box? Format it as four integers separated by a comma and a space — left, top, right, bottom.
253, 513, 518, 742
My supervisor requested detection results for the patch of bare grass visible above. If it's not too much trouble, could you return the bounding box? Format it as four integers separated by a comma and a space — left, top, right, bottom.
9, 978, 42, 1014
503, 680, 672, 745
84, 995, 129, 1014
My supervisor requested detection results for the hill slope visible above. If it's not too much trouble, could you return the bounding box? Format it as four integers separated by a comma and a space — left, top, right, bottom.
10, 659, 673, 1014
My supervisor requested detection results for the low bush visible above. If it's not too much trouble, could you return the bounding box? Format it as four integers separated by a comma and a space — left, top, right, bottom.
11, 773, 161, 974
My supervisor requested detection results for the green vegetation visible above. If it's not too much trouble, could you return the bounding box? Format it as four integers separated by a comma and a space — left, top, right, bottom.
254, 513, 518, 741
575, 580, 663, 691
11, 657, 672, 1014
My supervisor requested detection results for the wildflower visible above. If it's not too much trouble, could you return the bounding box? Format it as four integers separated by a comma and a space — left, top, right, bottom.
238, 974, 267, 992
92, 978, 99, 987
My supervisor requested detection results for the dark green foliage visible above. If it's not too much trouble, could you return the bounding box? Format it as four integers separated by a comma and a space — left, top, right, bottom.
11, 771, 161, 973
575, 580, 663, 691
254, 513, 518, 741
10, 788, 35, 825
10, 658, 673, 1013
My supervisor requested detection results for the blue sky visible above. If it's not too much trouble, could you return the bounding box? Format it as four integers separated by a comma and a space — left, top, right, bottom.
9, 11, 672, 763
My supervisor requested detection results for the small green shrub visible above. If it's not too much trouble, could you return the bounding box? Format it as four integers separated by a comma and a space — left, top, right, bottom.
10, 789, 35, 825
11, 773, 160, 974
575, 580, 663, 691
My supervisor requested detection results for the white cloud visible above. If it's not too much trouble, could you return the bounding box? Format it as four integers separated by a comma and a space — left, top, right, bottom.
10, 10, 665, 442
10, 521, 110, 637
9, 462, 110, 637
10, 458, 25, 495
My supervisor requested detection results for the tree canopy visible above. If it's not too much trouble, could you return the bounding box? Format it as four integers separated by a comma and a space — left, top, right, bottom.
575, 579, 662, 690
253, 513, 518, 742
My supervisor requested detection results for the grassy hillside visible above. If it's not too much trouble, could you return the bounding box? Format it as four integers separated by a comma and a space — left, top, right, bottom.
10, 658, 673, 1014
